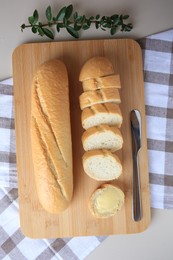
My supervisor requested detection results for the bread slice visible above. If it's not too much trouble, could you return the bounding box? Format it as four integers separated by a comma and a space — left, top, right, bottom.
82, 149, 122, 181
79, 89, 121, 110
81, 103, 123, 130
82, 74, 121, 91
89, 184, 125, 218
79, 56, 114, 82
82, 125, 123, 152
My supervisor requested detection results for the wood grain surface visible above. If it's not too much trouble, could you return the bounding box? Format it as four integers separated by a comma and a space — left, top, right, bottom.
12, 39, 150, 238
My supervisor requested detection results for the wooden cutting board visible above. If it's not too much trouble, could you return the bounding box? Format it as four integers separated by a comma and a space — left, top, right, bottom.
12, 39, 150, 238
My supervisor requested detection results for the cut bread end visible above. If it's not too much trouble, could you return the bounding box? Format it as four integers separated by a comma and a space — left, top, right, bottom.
89, 184, 125, 218
79, 56, 114, 81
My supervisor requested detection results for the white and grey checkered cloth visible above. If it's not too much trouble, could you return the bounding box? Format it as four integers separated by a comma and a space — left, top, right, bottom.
0, 78, 106, 259
0, 29, 173, 259
138, 29, 173, 209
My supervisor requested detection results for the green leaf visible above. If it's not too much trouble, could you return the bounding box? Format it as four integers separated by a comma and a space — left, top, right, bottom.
124, 23, 133, 31
100, 27, 106, 31
46, 6, 52, 21
81, 15, 86, 23
95, 21, 99, 29
42, 28, 54, 39
110, 27, 117, 35
120, 24, 126, 31
100, 18, 105, 25
63, 18, 70, 26
28, 10, 38, 26
101, 16, 106, 20
65, 4, 73, 19
38, 27, 44, 36
33, 10, 39, 23
74, 22, 82, 31
28, 16, 34, 25
96, 14, 100, 20
111, 14, 119, 20
75, 16, 83, 22
32, 26, 37, 34
21, 24, 26, 31
73, 11, 78, 20
58, 23, 64, 28
113, 18, 120, 26
86, 19, 91, 26
56, 6, 66, 21
66, 26, 79, 38
102, 23, 111, 28
123, 15, 129, 20
89, 16, 94, 20
82, 24, 90, 30
56, 24, 60, 32
106, 17, 112, 24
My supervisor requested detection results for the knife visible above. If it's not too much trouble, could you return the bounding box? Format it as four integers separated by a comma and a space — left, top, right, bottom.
130, 109, 142, 221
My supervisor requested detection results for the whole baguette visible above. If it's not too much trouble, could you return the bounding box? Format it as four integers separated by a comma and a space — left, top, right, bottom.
31, 59, 73, 214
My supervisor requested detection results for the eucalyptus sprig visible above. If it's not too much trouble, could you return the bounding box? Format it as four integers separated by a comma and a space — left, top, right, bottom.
21, 4, 133, 40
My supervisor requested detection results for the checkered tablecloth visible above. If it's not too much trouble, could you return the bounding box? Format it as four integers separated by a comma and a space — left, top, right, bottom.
0, 29, 173, 259
138, 29, 173, 209
0, 78, 106, 259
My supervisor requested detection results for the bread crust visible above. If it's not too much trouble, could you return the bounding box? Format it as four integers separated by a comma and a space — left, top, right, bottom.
82, 124, 123, 151
82, 74, 121, 91
79, 89, 121, 110
31, 59, 73, 214
82, 149, 122, 180
81, 103, 123, 129
79, 56, 114, 81
82, 149, 121, 161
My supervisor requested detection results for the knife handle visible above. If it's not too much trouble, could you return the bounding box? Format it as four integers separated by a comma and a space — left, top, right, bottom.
132, 152, 142, 221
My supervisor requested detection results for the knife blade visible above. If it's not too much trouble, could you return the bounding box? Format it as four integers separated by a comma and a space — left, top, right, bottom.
130, 109, 142, 221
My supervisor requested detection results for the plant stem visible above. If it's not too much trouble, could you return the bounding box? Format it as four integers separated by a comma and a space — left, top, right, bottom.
23, 19, 111, 28
21, 5, 133, 39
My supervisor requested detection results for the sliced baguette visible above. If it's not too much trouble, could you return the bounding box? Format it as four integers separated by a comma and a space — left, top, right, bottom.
82, 124, 123, 152
82, 149, 122, 181
79, 56, 114, 82
82, 74, 121, 91
89, 184, 125, 218
81, 103, 123, 130
79, 88, 121, 110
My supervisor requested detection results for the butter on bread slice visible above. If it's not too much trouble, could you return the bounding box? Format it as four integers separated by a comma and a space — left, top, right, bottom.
89, 184, 125, 218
